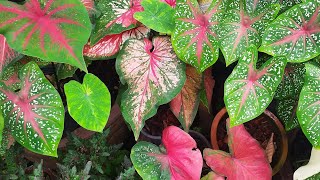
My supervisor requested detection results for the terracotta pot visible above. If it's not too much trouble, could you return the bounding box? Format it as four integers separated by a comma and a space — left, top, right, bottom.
211, 107, 288, 175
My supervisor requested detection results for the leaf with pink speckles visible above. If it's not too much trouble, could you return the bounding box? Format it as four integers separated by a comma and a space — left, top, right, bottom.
116, 36, 186, 140
224, 45, 286, 126
0, 35, 22, 75
0, 61, 64, 157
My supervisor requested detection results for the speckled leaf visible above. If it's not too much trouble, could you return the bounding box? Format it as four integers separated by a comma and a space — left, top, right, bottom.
134, 0, 175, 34
219, 0, 280, 66
0, 62, 64, 157
116, 36, 186, 140
272, 0, 302, 13
172, 0, 222, 72
0, 62, 23, 91
297, 63, 320, 148
131, 126, 203, 180
276, 98, 299, 131
170, 65, 202, 131
224, 46, 286, 126
0, 0, 91, 72
260, 1, 320, 62
90, 0, 143, 45
0, 35, 22, 75
0, 111, 3, 145
65, 73, 111, 132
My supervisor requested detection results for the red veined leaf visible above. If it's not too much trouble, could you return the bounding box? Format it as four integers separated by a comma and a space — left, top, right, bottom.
0, 0, 91, 72
0, 62, 23, 91
116, 36, 186, 140
0, 35, 21, 74
0, 62, 64, 157
81, 0, 95, 15
161, 0, 176, 7
131, 126, 203, 180
90, 0, 143, 45
203, 119, 272, 180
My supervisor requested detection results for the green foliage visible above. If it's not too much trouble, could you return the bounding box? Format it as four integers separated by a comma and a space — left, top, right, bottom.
57, 161, 92, 180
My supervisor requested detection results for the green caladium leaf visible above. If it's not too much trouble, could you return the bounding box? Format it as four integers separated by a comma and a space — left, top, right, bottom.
297, 63, 320, 148
276, 98, 299, 131
260, 1, 320, 63
0, 62, 23, 91
0, 35, 22, 75
0, 0, 91, 72
219, 0, 280, 66
65, 73, 111, 132
172, 0, 223, 72
116, 36, 186, 140
0, 111, 3, 145
0, 62, 64, 157
134, 0, 175, 34
224, 46, 286, 126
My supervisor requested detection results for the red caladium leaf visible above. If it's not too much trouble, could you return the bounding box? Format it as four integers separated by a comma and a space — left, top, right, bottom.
170, 65, 202, 131
131, 126, 203, 180
203, 119, 272, 180
172, 0, 223, 72
116, 36, 186, 140
0, 62, 64, 157
0, 0, 91, 72
161, 0, 176, 7
90, 0, 143, 45
0, 35, 21, 74
260, 0, 320, 62
84, 25, 150, 60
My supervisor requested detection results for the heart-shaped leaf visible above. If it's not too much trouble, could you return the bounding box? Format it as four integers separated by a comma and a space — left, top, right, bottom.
0, 35, 22, 75
131, 126, 203, 180
259, 1, 320, 62
219, 0, 279, 65
172, 0, 222, 72
134, 0, 175, 34
224, 46, 286, 126
277, 98, 300, 131
170, 65, 202, 131
0, 62, 64, 157
65, 73, 111, 132
116, 36, 186, 140
203, 119, 272, 180
297, 62, 320, 148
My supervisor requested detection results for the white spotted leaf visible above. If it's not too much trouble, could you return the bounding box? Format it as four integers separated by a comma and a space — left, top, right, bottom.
276, 98, 299, 131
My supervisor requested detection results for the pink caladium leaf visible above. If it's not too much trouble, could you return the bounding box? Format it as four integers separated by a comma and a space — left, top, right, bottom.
172, 0, 223, 72
260, 0, 320, 62
0, 62, 64, 157
0, 35, 22, 75
161, 0, 176, 7
131, 126, 203, 180
0, 0, 91, 72
90, 0, 143, 45
219, 0, 280, 66
203, 119, 272, 180
224, 45, 286, 126
116, 36, 186, 140
84, 25, 150, 60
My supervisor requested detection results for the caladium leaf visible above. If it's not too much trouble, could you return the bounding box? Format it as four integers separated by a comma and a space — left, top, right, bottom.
131, 126, 203, 180
0, 35, 22, 75
224, 46, 286, 126
172, 0, 223, 72
201, 171, 224, 180
170, 65, 202, 131
203, 119, 272, 180
81, 0, 95, 15
200, 67, 215, 110
0, 62, 23, 91
161, 0, 176, 7
259, 1, 320, 62
116, 36, 186, 140
219, 0, 280, 66
134, 0, 175, 34
0, 111, 3, 145
0, 62, 64, 157
90, 0, 143, 45
297, 63, 320, 148
277, 98, 300, 131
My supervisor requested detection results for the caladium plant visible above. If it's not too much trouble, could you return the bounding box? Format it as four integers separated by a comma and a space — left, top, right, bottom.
0, 35, 22, 75
277, 97, 300, 131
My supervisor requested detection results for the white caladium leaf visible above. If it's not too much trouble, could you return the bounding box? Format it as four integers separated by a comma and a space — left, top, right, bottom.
277, 98, 299, 131
260, 1, 320, 62
0, 62, 64, 157
116, 36, 186, 140
224, 46, 286, 126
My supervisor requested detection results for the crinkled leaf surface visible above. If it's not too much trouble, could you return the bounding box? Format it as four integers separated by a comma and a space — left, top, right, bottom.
260, 1, 320, 62
203, 119, 272, 180
134, 0, 175, 34
219, 0, 279, 66
172, 0, 222, 72
170, 65, 202, 131
297, 63, 320, 147
116, 36, 186, 140
0, 35, 21, 75
131, 126, 203, 180
224, 46, 286, 126
0, 62, 64, 157
0, 0, 91, 72
65, 73, 111, 132
277, 98, 299, 131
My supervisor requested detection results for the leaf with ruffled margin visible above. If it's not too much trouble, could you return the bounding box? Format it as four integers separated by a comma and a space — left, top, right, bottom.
131, 126, 203, 180
172, 0, 223, 72
224, 46, 286, 126
0, 62, 64, 157
276, 98, 299, 131
0, 35, 22, 75
260, 0, 320, 63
